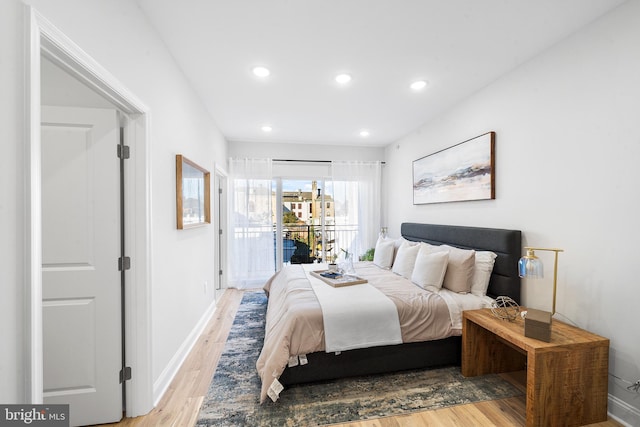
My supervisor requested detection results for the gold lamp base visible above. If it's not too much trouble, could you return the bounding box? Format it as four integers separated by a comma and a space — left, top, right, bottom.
524, 308, 552, 342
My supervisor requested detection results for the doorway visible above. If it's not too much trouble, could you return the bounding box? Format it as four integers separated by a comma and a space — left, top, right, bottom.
214, 169, 227, 301
279, 179, 325, 264
274, 177, 363, 270
276, 179, 352, 267
27, 7, 152, 421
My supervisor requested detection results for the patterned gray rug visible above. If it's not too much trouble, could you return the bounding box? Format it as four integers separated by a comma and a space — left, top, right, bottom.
196, 291, 523, 426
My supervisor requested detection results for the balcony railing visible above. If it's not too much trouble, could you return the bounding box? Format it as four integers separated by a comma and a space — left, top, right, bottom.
231, 223, 360, 266
280, 223, 359, 264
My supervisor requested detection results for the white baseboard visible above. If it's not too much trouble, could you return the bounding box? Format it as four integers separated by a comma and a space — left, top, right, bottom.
152, 300, 218, 406
608, 394, 640, 427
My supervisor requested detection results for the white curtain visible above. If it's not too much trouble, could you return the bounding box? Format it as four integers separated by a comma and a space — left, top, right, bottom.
228, 158, 275, 288
331, 161, 382, 261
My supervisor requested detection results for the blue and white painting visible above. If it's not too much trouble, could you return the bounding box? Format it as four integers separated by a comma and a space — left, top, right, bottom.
413, 132, 495, 205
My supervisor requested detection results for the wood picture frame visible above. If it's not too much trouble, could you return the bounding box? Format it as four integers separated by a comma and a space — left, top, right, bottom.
413, 132, 495, 205
176, 154, 211, 229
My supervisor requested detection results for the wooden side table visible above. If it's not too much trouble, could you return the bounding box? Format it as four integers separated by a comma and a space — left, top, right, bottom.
462, 308, 609, 427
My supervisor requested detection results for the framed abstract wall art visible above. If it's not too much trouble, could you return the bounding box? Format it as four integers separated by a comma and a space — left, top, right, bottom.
176, 154, 211, 229
413, 132, 495, 205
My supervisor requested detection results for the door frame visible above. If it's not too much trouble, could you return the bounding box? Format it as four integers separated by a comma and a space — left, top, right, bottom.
213, 166, 228, 297
25, 6, 153, 416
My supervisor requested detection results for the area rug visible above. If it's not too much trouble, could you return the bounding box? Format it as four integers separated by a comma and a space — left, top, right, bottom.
196, 291, 523, 427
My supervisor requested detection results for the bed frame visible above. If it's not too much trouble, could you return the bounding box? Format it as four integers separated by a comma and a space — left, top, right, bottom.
279, 222, 521, 386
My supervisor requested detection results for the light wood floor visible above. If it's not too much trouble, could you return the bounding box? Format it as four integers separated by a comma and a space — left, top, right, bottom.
100, 289, 622, 427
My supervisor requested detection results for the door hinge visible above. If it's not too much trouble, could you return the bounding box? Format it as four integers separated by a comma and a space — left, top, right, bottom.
118, 256, 131, 271
119, 366, 132, 383
219, 269, 223, 276
219, 229, 223, 235
117, 144, 130, 159
218, 187, 223, 194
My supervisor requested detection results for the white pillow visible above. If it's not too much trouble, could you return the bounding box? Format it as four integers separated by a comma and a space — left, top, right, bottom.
392, 237, 417, 264
391, 241, 420, 279
411, 248, 450, 292
373, 238, 395, 269
470, 251, 497, 296
438, 245, 476, 294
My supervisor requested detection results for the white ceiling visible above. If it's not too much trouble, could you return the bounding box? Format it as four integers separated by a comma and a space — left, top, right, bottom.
135, 0, 625, 147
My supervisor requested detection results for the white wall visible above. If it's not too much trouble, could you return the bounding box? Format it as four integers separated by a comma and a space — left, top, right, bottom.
0, 0, 227, 405
384, 1, 640, 422
0, 0, 25, 406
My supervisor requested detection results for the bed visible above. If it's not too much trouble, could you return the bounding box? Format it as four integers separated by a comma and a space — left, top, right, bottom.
256, 222, 521, 403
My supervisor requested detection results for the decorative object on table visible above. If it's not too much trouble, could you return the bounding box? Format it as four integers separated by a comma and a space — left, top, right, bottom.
490, 296, 520, 321
522, 308, 552, 341
412, 131, 495, 205
379, 227, 388, 238
176, 154, 210, 229
518, 246, 564, 342
340, 248, 355, 274
328, 263, 338, 272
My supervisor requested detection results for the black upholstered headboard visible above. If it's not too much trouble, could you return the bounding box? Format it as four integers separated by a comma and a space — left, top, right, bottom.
401, 223, 522, 303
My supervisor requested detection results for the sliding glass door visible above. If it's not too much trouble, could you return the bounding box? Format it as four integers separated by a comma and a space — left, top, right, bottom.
229, 159, 380, 285
275, 179, 351, 267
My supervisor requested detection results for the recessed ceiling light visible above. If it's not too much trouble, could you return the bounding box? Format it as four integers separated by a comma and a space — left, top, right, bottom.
335, 73, 352, 84
261, 125, 273, 133
252, 66, 270, 77
410, 80, 428, 91
359, 130, 370, 138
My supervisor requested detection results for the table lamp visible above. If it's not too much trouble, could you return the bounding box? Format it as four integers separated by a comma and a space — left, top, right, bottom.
518, 247, 564, 341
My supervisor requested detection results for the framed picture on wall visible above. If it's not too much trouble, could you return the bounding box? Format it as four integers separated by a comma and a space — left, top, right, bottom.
176, 154, 211, 229
413, 132, 495, 205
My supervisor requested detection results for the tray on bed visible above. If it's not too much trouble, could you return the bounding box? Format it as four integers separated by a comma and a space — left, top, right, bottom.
310, 270, 368, 287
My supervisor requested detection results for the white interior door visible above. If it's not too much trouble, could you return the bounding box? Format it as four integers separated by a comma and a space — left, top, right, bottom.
214, 172, 227, 300
41, 106, 122, 426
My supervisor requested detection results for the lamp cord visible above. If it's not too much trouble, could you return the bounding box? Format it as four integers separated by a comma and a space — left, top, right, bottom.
610, 373, 640, 393
552, 311, 578, 327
